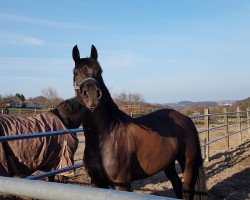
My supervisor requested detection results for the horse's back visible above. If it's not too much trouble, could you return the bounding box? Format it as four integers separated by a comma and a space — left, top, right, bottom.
136, 108, 200, 155
134, 108, 196, 137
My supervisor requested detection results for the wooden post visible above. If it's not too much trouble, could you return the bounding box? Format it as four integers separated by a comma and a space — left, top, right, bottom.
204, 108, 210, 162
237, 106, 242, 142
223, 107, 229, 149
247, 107, 250, 135
202, 138, 206, 160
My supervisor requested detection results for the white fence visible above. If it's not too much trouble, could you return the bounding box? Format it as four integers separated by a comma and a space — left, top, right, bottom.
0, 176, 175, 200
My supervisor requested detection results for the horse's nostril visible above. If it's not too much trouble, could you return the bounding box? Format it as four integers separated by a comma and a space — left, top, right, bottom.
83, 90, 88, 96
97, 89, 102, 99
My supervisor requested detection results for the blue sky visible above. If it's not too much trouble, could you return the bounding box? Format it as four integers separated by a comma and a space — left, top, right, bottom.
0, 1, 250, 103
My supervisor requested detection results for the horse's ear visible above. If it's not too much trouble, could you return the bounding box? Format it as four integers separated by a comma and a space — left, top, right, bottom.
72, 45, 80, 62
90, 45, 98, 61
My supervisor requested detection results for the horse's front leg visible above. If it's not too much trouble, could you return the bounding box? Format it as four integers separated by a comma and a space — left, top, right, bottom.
48, 175, 55, 182
111, 182, 131, 191
90, 176, 109, 189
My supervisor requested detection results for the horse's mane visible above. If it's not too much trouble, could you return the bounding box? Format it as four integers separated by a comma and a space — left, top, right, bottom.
98, 76, 132, 123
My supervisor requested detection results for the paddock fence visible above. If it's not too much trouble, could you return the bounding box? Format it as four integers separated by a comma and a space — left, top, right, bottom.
1, 108, 49, 117
190, 106, 250, 161
0, 106, 249, 199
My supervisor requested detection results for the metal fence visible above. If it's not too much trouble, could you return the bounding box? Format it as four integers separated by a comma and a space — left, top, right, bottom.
0, 106, 249, 199
0, 128, 85, 180
190, 106, 250, 161
0, 176, 175, 200
1, 108, 49, 117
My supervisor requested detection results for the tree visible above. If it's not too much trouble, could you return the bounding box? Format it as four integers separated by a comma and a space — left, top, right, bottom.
127, 92, 144, 104
28, 96, 47, 105
115, 90, 128, 103
15, 93, 26, 101
0, 94, 16, 108
0, 95, 4, 108
115, 91, 144, 104
41, 87, 62, 109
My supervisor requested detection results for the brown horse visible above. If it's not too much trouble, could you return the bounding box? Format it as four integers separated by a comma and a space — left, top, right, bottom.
72, 45, 207, 200
0, 97, 83, 182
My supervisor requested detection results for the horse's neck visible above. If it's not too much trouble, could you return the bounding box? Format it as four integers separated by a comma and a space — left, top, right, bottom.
83, 96, 129, 137
52, 106, 82, 129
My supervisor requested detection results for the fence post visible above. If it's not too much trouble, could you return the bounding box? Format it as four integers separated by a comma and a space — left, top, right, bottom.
247, 107, 250, 135
237, 106, 242, 142
204, 108, 210, 162
223, 107, 229, 149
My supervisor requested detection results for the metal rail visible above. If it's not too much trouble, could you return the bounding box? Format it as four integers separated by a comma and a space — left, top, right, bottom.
0, 176, 175, 200
190, 110, 247, 119
26, 163, 84, 180
200, 127, 249, 148
0, 128, 85, 180
197, 119, 249, 134
0, 128, 84, 142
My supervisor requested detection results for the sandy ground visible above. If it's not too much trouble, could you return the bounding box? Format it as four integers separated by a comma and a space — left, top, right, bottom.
1, 125, 249, 200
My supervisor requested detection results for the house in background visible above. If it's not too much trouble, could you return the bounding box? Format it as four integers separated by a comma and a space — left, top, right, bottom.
5, 97, 44, 109
6, 96, 23, 108
24, 101, 44, 109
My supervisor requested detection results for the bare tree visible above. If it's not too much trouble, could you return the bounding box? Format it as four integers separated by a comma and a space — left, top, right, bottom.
114, 91, 144, 104
28, 96, 47, 105
115, 90, 128, 103
41, 87, 62, 109
0, 94, 15, 108
127, 92, 144, 104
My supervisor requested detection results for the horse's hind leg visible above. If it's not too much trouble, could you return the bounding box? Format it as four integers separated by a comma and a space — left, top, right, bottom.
181, 158, 195, 200
164, 161, 183, 199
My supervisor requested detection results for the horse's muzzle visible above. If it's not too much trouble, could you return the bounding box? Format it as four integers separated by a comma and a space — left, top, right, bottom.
77, 79, 102, 111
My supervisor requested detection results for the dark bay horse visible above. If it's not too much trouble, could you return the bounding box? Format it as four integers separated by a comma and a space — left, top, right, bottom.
0, 97, 83, 182
72, 45, 207, 200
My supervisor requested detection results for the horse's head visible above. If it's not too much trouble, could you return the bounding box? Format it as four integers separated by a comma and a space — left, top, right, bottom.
52, 97, 84, 128
72, 45, 104, 111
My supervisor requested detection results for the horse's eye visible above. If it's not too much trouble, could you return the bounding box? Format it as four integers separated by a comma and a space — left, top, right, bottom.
73, 71, 78, 76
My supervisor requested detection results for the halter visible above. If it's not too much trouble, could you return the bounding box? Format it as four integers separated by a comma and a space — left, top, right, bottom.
74, 77, 98, 90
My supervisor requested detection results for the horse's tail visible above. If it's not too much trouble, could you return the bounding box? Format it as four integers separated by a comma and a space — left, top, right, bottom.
193, 129, 207, 200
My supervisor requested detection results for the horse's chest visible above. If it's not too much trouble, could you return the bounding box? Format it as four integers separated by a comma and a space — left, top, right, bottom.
83, 135, 108, 175
86, 135, 131, 182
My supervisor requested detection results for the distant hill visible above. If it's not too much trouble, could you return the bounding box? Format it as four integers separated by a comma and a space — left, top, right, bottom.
164, 98, 249, 113
113, 97, 249, 116
166, 101, 218, 110
232, 97, 250, 110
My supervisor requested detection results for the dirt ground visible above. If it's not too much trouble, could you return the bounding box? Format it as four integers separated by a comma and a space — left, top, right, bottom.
1, 127, 249, 200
